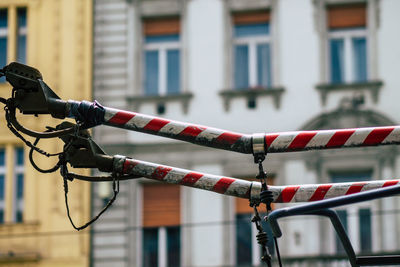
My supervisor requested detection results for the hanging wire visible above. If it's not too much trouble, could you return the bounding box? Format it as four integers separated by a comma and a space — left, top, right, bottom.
253, 155, 283, 267
59, 157, 120, 231
0, 96, 121, 231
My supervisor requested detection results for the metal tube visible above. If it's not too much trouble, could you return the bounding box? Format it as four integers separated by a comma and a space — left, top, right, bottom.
101, 105, 400, 154
113, 156, 255, 200
102, 107, 253, 153
111, 155, 399, 203
265, 126, 400, 153
65, 101, 400, 154
268, 185, 400, 236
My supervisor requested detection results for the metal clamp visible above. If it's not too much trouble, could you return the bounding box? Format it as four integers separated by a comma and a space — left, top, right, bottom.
252, 133, 266, 163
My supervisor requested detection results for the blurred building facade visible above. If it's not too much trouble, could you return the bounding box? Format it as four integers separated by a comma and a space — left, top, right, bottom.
0, 0, 92, 266
92, 0, 400, 266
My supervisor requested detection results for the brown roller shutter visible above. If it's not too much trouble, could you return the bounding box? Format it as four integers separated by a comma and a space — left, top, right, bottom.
236, 176, 275, 214
233, 10, 270, 25
143, 17, 180, 36
327, 3, 366, 29
143, 183, 180, 227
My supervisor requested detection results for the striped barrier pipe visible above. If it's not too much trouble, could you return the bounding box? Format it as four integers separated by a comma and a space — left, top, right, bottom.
101, 107, 400, 154
113, 156, 400, 203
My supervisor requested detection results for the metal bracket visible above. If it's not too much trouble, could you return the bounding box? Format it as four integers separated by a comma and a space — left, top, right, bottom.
268, 185, 400, 266
252, 133, 266, 163
3, 62, 67, 118
56, 122, 114, 172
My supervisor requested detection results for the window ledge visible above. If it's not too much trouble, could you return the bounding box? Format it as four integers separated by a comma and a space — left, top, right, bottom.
316, 80, 383, 105
128, 92, 193, 114
0, 221, 40, 231
219, 87, 285, 111
0, 252, 41, 264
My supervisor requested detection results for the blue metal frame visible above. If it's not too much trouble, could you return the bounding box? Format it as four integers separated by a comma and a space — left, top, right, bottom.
268, 185, 400, 266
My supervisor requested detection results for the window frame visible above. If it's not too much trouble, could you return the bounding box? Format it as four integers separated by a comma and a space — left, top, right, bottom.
141, 183, 182, 267
327, 27, 368, 84
0, 6, 28, 84
232, 20, 272, 90
143, 39, 181, 96
0, 8, 8, 83
141, 16, 182, 97
0, 148, 5, 223
16, 7, 27, 63
143, 225, 181, 267
12, 147, 24, 223
0, 146, 25, 224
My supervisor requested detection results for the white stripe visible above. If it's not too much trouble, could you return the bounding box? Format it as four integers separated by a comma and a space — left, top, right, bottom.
344, 128, 373, 146
306, 131, 335, 148
163, 168, 188, 184
292, 185, 318, 202
159, 121, 187, 136
126, 114, 153, 129
225, 179, 252, 197
133, 162, 157, 177
325, 184, 351, 199
196, 127, 224, 142
269, 132, 298, 149
104, 107, 120, 121
360, 180, 387, 192
382, 127, 400, 143
193, 174, 220, 191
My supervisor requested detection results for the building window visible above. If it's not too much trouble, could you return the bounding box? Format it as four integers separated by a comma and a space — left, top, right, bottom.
0, 149, 5, 223
0, 146, 25, 224
327, 3, 367, 84
331, 170, 372, 254
235, 182, 274, 266
142, 183, 181, 267
232, 11, 272, 90
0, 7, 28, 83
17, 8, 27, 64
143, 17, 181, 96
0, 9, 7, 83
13, 147, 24, 222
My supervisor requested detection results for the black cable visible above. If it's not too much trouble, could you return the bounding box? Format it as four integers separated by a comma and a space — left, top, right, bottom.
29, 136, 61, 173
60, 161, 120, 231
7, 106, 78, 139
65, 172, 141, 182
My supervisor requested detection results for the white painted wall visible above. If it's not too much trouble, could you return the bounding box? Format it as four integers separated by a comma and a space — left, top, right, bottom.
93, 0, 400, 265
187, 163, 227, 267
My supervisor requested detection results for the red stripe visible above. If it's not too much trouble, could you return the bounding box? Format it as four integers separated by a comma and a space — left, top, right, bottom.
288, 132, 317, 150
151, 166, 173, 180
143, 118, 171, 132
181, 172, 204, 186
179, 125, 206, 138
276, 186, 300, 203
346, 182, 366, 195
325, 130, 355, 148
383, 180, 399, 187
309, 184, 332, 201
123, 160, 139, 174
363, 127, 395, 145
213, 178, 235, 194
215, 132, 242, 145
265, 134, 279, 148
108, 111, 136, 125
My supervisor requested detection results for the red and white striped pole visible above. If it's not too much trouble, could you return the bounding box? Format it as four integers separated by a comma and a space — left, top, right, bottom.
113, 156, 400, 203
102, 107, 400, 154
